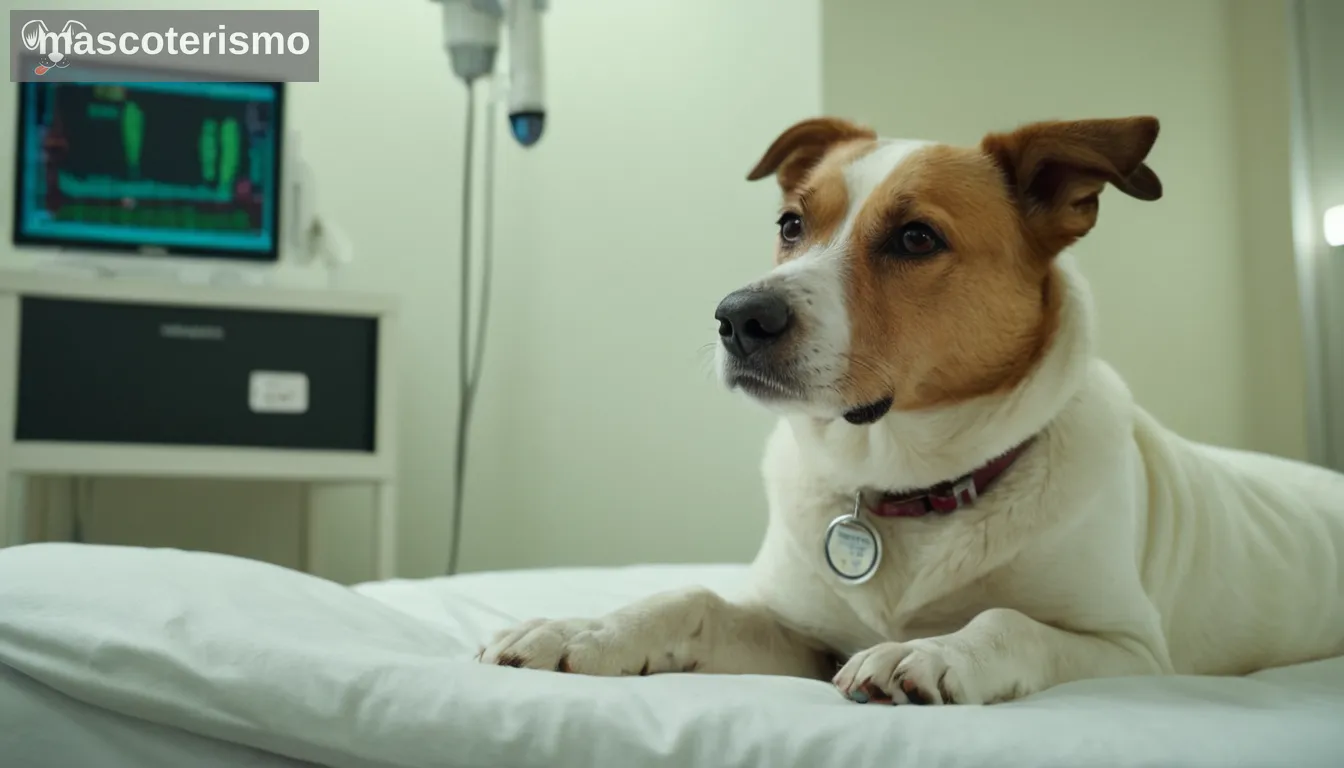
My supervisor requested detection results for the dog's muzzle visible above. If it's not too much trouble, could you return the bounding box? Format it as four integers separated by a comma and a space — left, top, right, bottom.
714, 287, 792, 360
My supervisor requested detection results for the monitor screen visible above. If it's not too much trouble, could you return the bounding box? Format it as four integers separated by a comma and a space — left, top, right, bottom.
13, 79, 284, 262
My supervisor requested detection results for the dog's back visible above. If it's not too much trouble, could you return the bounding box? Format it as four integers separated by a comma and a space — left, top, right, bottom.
1131, 408, 1344, 675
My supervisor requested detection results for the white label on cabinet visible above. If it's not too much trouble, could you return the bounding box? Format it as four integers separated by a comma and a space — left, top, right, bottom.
249, 371, 309, 414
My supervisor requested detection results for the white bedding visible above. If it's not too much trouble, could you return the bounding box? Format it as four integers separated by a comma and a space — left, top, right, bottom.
1, 543, 1343, 767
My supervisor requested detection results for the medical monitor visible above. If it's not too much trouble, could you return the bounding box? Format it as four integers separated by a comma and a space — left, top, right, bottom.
13, 76, 284, 262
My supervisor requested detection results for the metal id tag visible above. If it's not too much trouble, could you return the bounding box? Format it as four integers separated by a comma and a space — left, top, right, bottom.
823, 493, 882, 584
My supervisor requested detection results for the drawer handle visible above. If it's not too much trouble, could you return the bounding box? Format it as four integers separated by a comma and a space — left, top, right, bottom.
249, 371, 310, 415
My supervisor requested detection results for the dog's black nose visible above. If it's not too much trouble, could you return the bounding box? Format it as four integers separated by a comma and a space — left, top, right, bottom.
715, 288, 792, 358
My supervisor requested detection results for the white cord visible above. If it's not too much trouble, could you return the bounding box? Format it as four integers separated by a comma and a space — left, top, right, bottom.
447, 79, 499, 576
471, 83, 498, 417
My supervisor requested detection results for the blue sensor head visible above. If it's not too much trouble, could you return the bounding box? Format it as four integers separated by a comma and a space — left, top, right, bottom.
509, 111, 545, 147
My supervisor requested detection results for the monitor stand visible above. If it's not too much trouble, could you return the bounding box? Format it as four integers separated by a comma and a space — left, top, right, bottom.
19, 248, 273, 289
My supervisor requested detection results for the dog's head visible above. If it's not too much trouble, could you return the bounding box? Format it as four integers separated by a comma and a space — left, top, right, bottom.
714, 116, 1162, 424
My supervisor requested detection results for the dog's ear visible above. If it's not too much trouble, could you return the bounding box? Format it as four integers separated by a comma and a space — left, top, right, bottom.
981, 117, 1162, 254
747, 117, 876, 193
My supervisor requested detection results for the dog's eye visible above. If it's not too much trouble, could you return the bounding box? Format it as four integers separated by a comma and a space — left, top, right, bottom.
777, 213, 804, 244
886, 222, 946, 258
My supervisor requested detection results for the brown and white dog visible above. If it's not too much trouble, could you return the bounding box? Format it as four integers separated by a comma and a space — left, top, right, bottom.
480, 116, 1344, 705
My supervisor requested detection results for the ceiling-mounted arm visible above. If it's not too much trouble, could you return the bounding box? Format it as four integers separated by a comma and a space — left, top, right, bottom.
505, 0, 545, 146
437, 0, 501, 84
430, 0, 547, 148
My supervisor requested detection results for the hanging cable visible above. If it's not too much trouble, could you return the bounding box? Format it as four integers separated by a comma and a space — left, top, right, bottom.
446, 78, 499, 576
471, 85, 498, 414
447, 79, 476, 576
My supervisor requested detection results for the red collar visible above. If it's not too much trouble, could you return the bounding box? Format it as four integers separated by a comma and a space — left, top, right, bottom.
869, 439, 1035, 518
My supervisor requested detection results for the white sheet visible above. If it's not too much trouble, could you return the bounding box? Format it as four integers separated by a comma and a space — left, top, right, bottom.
1, 543, 1343, 767
0, 663, 316, 768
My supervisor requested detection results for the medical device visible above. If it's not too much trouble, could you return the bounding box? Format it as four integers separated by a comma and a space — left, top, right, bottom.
435, 0, 547, 147
430, 0, 548, 575
13, 79, 285, 263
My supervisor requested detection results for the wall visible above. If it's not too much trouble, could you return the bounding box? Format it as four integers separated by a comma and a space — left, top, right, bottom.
822, 0, 1307, 455
454, 0, 825, 571
1291, 0, 1344, 468
1, 0, 824, 579
1227, 0, 1309, 461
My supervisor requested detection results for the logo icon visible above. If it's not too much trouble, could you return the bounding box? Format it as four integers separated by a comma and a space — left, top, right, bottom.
21, 19, 85, 75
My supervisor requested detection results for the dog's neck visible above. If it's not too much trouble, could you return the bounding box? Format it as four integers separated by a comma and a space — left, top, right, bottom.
786, 254, 1097, 494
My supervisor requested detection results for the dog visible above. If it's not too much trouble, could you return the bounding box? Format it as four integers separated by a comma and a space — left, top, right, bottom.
479, 115, 1344, 705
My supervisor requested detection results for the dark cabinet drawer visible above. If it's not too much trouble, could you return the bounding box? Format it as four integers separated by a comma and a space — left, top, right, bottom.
15, 297, 378, 451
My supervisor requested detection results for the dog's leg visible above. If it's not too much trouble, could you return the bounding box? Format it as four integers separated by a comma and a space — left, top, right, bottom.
479, 586, 831, 679
832, 607, 1167, 705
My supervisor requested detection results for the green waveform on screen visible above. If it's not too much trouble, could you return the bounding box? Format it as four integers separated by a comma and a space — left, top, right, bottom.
57, 172, 232, 203
218, 117, 239, 193
55, 204, 251, 230
87, 103, 119, 121
200, 119, 218, 182
199, 117, 240, 192
122, 101, 144, 177
77, 98, 253, 196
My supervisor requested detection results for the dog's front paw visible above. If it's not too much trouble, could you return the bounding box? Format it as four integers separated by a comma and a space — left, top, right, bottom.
478, 617, 689, 676
832, 640, 1004, 705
